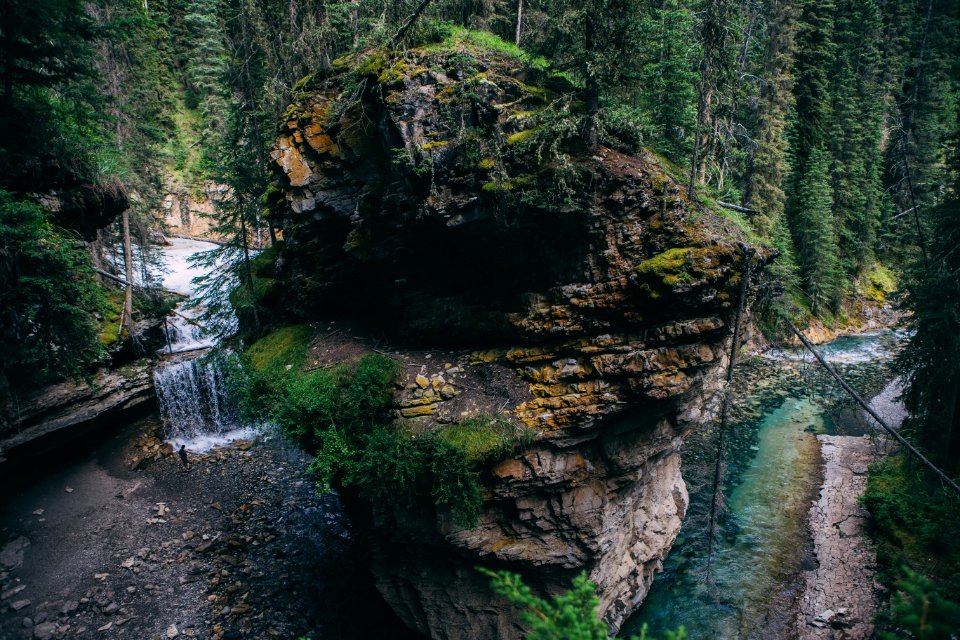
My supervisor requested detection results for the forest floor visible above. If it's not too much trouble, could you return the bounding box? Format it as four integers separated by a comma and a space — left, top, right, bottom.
0, 415, 415, 640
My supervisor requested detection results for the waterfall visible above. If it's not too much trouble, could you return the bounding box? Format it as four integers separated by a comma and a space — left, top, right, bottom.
155, 356, 241, 443
152, 238, 256, 452
163, 310, 213, 353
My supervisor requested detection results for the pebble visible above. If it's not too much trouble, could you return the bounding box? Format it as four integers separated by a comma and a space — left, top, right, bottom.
103, 602, 119, 615
64, 486, 73, 493
166, 623, 179, 638
22, 617, 32, 628
9, 599, 31, 612
1, 584, 27, 600
32, 622, 56, 640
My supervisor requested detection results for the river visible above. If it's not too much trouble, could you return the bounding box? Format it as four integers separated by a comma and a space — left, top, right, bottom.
622, 329, 907, 638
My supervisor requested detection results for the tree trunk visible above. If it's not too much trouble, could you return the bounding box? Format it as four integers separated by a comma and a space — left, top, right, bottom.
584, 14, 599, 153
240, 214, 261, 330
515, 0, 524, 47
392, 0, 434, 47
352, 0, 360, 49
121, 208, 134, 337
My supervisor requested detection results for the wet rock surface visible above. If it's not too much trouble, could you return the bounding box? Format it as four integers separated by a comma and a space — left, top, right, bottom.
0, 416, 413, 640
0, 360, 156, 457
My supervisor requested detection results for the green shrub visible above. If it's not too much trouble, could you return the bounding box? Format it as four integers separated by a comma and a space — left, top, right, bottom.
346, 424, 427, 507
428, 437, 484, 525
0, 189, 108, 388
482, 569, 687, 640
862, 454, 960, 636
230, 329, 532, 528
882, 568, 960, 640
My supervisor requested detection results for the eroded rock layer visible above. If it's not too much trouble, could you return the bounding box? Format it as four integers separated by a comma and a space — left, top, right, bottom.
268, 38, 769, 639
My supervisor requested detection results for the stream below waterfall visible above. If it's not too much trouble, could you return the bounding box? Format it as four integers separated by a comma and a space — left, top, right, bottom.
622, 329, 908, 638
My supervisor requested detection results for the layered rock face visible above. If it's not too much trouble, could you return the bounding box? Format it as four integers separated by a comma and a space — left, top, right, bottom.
0, 359, 155, 463
268, 37, 767, 639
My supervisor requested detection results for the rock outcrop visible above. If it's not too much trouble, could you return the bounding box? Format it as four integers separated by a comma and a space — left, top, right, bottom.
267, 33, 769, 639
0, 359, 155, 465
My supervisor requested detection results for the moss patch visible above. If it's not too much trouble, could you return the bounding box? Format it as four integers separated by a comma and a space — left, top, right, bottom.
862, 263, 897, 303
636, 246, 730, 287
245, 324, 314, 372
420, 140, 449, 152
482, 175, 535, 193
505, 128, 539, 146
97, 290, 125, 347
436, 414, 534, 465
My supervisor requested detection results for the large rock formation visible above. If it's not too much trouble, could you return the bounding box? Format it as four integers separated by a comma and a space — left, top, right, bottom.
267, 34, 769, 639
0, 359, 155, 464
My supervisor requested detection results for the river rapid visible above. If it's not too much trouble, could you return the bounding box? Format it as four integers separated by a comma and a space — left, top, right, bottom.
623, 329, 907, 638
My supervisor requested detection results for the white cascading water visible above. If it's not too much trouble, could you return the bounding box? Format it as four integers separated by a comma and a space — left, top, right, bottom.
153, 238, 255, 452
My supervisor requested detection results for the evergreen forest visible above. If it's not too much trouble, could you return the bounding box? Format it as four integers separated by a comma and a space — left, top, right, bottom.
1, 0, 959, 638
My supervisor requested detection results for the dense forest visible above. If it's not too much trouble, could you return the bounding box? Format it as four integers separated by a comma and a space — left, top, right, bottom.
1, 0, 959, 637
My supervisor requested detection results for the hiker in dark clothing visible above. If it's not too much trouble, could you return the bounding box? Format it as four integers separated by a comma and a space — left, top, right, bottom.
178, 444, 189, 468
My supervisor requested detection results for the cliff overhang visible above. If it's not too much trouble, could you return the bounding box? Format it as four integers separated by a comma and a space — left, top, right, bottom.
265, 32, 771, 639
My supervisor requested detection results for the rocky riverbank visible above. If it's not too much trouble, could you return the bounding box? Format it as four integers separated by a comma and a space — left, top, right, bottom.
0, 415, 413, 640
795, 435, 885, 639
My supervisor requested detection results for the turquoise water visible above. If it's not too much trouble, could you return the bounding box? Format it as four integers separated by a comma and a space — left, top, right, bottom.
622, 331, 904, 638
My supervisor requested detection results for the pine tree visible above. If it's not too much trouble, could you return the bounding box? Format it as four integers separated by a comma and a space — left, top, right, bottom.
898, 114, 960, 471
791, 146, 841, 313
184, 0, 230, 162
783, 0, 836, 311
635, 0, 698, 160
743, 0, 798, 238
687, 0, 741, 195
827, 0, 885, 283
0, 0, 100, 183
536, 0, 644, 150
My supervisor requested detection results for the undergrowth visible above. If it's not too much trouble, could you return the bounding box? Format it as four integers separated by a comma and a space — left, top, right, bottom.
862, 454, 960, 638
225, 327, 531, 527
483, 569, 687, 640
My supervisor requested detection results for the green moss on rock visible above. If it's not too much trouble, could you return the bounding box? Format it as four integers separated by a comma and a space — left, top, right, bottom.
436, 414, 533, 465
245, 324, 313, 372
505, 128, 539, 145
636, 246, 730, 287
